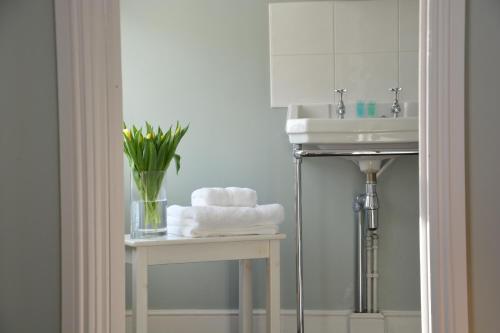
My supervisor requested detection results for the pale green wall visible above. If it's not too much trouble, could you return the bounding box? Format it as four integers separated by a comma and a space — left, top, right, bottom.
0, 0, 61, 332
121, 0, 419, 310
466, 0, 500, 331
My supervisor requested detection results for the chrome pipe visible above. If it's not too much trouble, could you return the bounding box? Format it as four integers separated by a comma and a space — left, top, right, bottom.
294, 149, 418, 158
364, 175, 379, 230
353, 195, 366, 313
293, 145, 418, 158
353, 174, 381, 313
366, 233, 373, 313
372, 231, 379, 313
294, 152, 304, 333
365, 209, 378, 231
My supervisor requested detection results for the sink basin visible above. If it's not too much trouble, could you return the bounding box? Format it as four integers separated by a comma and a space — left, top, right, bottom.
286, 104, 418, 145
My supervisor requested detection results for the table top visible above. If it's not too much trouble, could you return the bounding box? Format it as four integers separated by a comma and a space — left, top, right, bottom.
125, 233, 286, 247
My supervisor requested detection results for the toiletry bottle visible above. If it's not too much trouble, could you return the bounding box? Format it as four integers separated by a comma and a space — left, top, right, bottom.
367, 102, 377, 117
356, 101, 365, 118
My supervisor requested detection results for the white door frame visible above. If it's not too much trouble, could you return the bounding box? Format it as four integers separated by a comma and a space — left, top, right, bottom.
418, 0, 468, 332
55, 0, 124, 332
54, 0, 468, 333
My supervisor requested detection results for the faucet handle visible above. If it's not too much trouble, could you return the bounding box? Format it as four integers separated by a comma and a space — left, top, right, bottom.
389, 87, 402, 100
335, 88, 347, 100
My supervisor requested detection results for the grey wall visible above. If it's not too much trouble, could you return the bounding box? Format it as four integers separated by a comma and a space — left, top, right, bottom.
466, 0, 500, 332
121, 0, 419, 311
0, 0, 61, 332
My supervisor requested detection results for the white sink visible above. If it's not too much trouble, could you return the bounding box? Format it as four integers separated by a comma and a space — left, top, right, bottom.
286, 104, 418, 146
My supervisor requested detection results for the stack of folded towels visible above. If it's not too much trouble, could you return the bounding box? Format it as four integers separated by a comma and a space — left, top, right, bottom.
166, 187, 284, 238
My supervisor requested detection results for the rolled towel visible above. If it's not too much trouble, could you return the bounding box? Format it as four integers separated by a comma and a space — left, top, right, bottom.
167, 223, 279, 238
191, 187, 257, 207
167, 204, 284, 227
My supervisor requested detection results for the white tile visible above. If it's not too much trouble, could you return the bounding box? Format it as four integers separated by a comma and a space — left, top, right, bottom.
334, 52, 398, 104
269, 2, 334, 55
399, 51, 418, 102
350, 315, 385, 333
385, 315, 421, 333
399, 0, 419, 51
270, 54, 334, 107
334, 0, 398, 54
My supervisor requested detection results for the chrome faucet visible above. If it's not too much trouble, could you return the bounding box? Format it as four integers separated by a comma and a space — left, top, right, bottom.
334, 88, 347, 119
389, 87, 402, 118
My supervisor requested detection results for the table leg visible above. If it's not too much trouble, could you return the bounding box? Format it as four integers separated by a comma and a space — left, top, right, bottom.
239, 259, 253, 333
132, 248, 148, 333
267, 240, 281, 333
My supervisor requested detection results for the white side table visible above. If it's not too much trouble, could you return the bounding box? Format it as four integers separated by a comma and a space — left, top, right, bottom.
125, 233, 285, 333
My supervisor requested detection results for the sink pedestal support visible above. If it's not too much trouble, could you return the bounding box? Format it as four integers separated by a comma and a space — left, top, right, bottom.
294, 153, 304, 333
292, 144, 418, 333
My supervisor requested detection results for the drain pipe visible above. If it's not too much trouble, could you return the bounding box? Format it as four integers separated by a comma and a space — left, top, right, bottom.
371, 231, 379, 313
365, 172, 379, 313
353, 171, 380, 314
366, 233, 373, 313
364, 173, 379, 230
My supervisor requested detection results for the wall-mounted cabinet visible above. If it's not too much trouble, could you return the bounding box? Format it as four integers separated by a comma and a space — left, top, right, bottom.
269, 0, 418, 108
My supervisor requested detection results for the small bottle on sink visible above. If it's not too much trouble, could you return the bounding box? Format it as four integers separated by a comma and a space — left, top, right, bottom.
356, 101, 365, 118
367, 102, 377, 117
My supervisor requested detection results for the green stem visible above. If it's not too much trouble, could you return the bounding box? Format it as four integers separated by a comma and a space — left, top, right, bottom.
144, 201, 161, 229
132, 170, 166, 230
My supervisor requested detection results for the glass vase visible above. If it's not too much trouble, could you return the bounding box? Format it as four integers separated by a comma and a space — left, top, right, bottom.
130, 170, 167, 239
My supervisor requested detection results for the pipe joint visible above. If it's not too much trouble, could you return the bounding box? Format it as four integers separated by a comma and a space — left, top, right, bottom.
293, 144, 303, 160
364, 181, 379, 230
364, 183, 379, 210
353, 194, 365, 212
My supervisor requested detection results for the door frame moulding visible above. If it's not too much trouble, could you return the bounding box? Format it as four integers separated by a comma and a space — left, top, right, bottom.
54, 0, 469, 332
418, 0, 469, 332
55, 0, 124, 332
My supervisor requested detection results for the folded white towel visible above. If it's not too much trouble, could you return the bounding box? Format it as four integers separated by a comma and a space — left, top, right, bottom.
191, 187, 258, 207
167, 204, 284, 227
167, 224, 279, 238
167, 216, 276, 228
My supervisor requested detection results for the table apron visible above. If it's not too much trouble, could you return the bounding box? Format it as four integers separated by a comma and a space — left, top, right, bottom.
127, 240, 272, 265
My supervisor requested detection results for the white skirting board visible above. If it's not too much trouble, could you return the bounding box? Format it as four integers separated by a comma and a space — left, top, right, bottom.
125, 309, 420, 333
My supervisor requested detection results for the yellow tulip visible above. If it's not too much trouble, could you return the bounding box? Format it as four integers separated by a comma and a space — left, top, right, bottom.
122, 128, 132, 140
